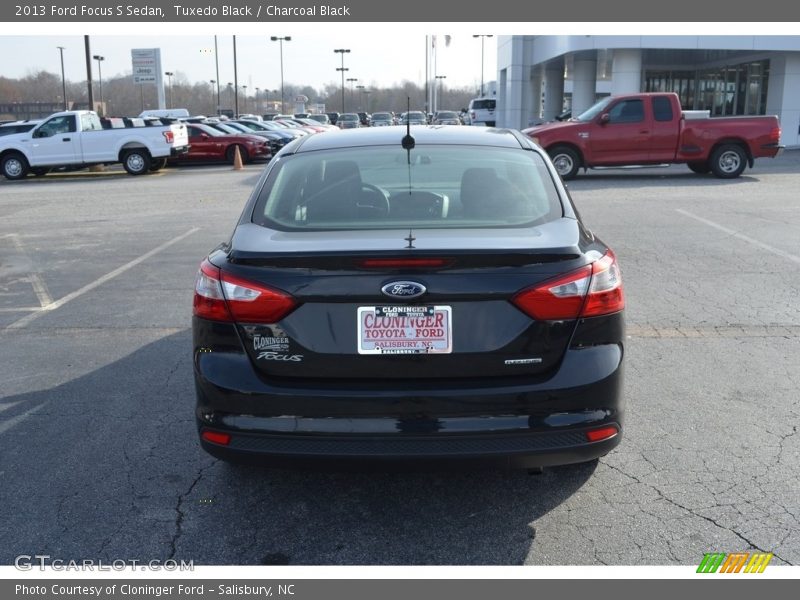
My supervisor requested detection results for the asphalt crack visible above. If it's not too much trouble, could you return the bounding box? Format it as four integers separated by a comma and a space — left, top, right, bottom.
167, 460, 217, 560
601, 461, 794, 565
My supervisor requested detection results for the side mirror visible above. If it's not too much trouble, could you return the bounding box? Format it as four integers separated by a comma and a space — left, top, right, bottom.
33, 129, 49, 138
599, 113, 610, 125
200, 133, 209, 140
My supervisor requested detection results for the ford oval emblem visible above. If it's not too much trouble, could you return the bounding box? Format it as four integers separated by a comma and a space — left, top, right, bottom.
381, 281, 427, 299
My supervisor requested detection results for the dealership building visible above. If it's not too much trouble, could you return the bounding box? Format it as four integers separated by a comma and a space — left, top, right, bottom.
495, 36, 800, 147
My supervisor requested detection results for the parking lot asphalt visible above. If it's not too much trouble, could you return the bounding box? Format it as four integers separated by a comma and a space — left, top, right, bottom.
1, 153, 798, 566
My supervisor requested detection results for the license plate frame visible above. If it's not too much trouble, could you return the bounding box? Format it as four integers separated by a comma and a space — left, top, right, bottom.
357, 305, 452, 355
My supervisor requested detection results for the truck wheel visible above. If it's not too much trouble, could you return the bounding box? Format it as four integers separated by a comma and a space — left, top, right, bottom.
1, 152, 30, 180
687, 162, 710, 174
149, 158, 168, 172
710, 144, 747, 178
548, 145, 581, 180
122, 149, 150, 175
226, 144, 249, 164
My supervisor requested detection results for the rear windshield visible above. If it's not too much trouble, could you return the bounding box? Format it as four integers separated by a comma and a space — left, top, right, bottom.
252, 145, 563, 231
372, 113, 392, 120
471, 99, 496, 110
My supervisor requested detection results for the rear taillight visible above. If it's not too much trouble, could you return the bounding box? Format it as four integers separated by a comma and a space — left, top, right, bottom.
162, 130, 174, 143
512, 251, 624, 320
356, 258, 452, 269
770, 126, 781, 143
193, 259, 297, 323
201, 430, 231, 445
586, 425, 618, 442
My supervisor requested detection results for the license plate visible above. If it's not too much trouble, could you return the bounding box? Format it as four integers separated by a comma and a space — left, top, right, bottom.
357, 306, 452, 355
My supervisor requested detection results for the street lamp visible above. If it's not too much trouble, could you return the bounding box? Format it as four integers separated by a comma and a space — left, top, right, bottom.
242, 85, 248, 113
164, 71, 174, 108
435, 75, 446, 113
210, 80, 216, 114
57, 46, 67, 111
334, 48, 350, 113
93, 55, 105, 115
355, 84, 364, 110
227, 82, 233, 110
472, 35, 493, 97
255, 87, 260, 114
346, 78, 357, 112
270, 36, 291, 115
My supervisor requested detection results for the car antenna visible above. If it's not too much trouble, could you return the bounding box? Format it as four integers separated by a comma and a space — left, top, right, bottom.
401, 96, 415, 158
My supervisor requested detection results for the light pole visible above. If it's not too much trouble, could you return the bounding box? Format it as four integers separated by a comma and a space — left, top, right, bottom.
436, 75, 447, 113
210, 80, 216, 114
242, 85, 248, 113
472, 35, 493, 97
93, 55, 105, 115
346, 78, 357, 112
213, 36, 221, 114
164, 71, 174, 108
270, 36, 291, 115
227, 82, 233, 110
255, 87, 260, 114
334, 48, 350, 113
363, 90, 371, 112
57, 46, 67, 111
356, 84, 364, 110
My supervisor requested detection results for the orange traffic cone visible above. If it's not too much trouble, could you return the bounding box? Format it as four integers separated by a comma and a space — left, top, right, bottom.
232, 145, 244, 170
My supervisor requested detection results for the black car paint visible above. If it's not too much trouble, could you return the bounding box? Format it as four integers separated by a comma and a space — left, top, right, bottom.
193, 126, 624, 468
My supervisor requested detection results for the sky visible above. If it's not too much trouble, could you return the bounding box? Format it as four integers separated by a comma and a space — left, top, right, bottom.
0, 33, 498, 94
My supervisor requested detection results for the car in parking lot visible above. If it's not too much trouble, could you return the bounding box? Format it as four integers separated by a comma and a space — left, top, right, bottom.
0, 119, 40, 137
370, 112, 395, 127
174, 123, 270, 165
192, 126, 626, 469
468, 97, 496, 126
400, 111, 428, 125
432, 111, 462, 125
336, 113, 361, 129
307, 114, 331, 125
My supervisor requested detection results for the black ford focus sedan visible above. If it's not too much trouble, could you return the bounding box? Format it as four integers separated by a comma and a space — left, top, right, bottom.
193, 126, 625, 469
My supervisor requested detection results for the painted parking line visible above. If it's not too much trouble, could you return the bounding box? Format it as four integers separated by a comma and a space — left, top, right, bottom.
2, 233, 55, 307
0, 403, 45, 435
4, 227, 200, 331
676, 209, 800, 266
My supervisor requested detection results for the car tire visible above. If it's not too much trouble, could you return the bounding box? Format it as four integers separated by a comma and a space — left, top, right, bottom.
709, 144, 747, 179
548, 145, 581, 180
226, 144, 249, 165
1, 152, 30, 180
687, 161, 711, 174
122, 149, 150, 175
149, 158, 168, 172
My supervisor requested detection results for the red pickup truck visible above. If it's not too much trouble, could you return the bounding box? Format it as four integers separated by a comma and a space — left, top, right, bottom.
522, 92, 782, 180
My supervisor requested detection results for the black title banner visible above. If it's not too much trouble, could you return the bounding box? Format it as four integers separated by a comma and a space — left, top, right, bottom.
3, 0, 799, 22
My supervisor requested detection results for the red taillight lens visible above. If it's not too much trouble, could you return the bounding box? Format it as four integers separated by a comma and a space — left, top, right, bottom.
201, 430, 231, 445
512, 251, 624, 320
770, 126, 781, 143
162, 130, 174, 143
586, 425, 618, 442
192, 259, 297, 323
193, 260, 231, 321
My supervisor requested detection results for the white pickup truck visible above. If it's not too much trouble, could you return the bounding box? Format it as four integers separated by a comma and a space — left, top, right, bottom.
0, 110, 189, 180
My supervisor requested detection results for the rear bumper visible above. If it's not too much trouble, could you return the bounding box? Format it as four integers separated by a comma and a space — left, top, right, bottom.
170, 145, 190, 157
193, 321, 624, 468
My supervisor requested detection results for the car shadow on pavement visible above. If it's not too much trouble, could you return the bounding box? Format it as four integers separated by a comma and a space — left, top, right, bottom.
0, 330, 595, 566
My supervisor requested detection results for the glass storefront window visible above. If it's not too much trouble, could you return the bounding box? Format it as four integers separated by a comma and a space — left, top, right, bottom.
643, 59, 769, 117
